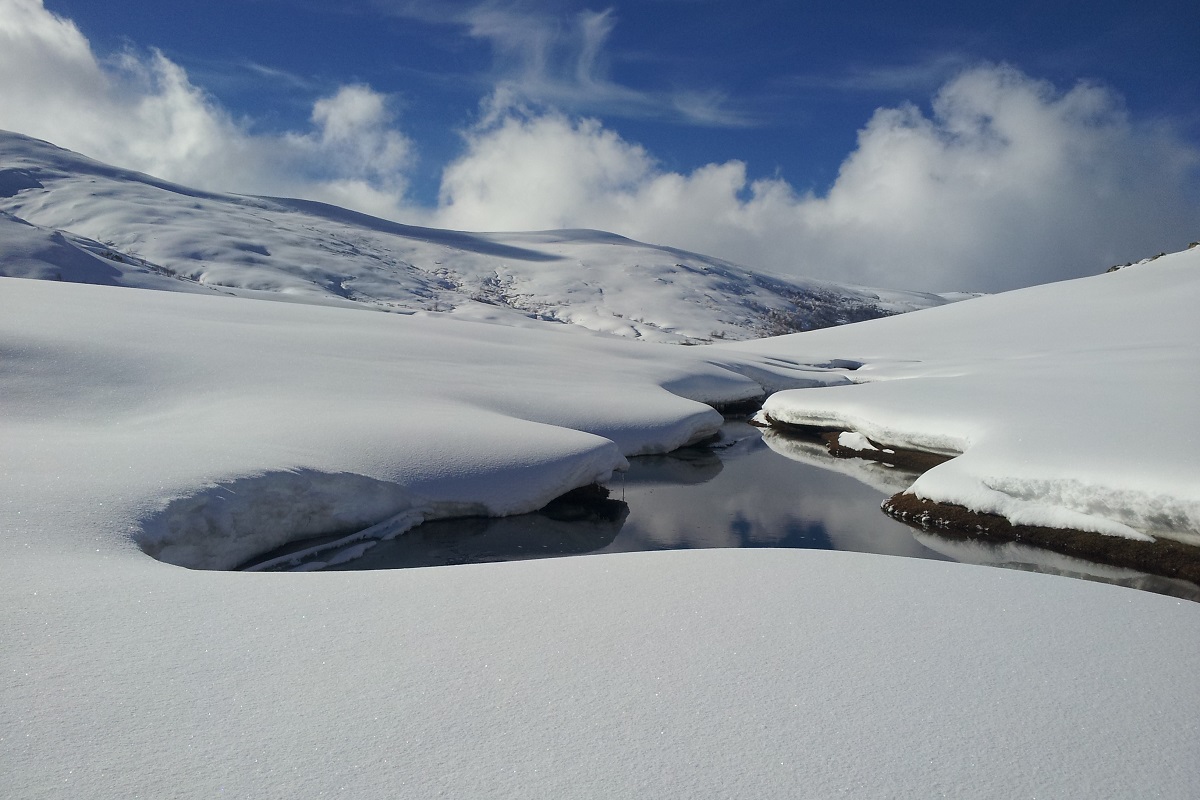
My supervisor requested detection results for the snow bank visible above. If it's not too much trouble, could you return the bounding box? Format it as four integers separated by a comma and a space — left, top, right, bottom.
741, 247, 1200, 541
141, 470, 431, 571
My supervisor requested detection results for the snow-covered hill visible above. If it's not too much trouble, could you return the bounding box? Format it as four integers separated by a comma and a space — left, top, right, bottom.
0, 130, 956, 342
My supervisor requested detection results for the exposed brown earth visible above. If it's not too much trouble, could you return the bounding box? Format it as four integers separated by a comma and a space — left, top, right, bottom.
884, 493, 1200, 588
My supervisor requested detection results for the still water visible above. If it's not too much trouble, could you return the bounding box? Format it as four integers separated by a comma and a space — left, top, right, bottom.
311, 421, 946, 570
244, 422, 1199, 600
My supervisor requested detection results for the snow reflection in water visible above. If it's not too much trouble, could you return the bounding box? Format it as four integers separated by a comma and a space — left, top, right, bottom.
250, 422, 1200, 600
297, 421, 949, 571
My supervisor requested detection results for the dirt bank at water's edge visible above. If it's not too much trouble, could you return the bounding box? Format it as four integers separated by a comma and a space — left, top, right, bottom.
884, 493, 1200, 589
756, 413, 1200, 598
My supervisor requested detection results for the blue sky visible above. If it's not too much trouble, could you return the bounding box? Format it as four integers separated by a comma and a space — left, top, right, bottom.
1, 0, 1198, 290
43, 0, 1200, 202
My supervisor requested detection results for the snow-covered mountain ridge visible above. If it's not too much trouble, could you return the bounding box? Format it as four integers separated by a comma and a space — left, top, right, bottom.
0, 130, 959, 343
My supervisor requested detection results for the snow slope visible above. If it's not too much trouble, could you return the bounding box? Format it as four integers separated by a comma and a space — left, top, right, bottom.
0, 130, 954, 343
740, 245, 1200, 542
3, 274, 1199, 799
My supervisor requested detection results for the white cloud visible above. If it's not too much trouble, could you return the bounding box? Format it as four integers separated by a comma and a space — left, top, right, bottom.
438, 111, 654, 229
0, 0, 415, 220
436, 65, 1199, 291
300, 85, 413, 197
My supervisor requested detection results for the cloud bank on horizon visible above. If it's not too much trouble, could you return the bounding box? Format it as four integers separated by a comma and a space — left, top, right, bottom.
1, 0, 1196, 292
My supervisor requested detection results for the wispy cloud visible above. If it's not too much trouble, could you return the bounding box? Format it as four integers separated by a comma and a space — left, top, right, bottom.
167, 56, 326, 102
784, 53, 974, 94
241, 60, 323, 91
377, 0, 753, 127
668, 90, 754, 128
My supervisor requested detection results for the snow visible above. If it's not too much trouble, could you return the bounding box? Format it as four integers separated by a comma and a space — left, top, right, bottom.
837, 430, 877, 451
0, 209, 223, 294
744, 246, 1200, 543
4, 544, 1199, 798
0, 130, 953, 343
3, 135, 1199, 798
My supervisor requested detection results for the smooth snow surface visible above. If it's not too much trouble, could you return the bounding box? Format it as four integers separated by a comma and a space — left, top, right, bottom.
746, 247, 1200, 542
5, 549, 1199, 800
0, 130, 953, 342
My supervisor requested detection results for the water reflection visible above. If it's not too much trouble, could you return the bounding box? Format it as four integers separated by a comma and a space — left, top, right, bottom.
243, 422, 1200, 601
284, 421, 950, 571
759, 429, 919, 495
322, 498, 628, 570
594, 422, 945, 561
911, 530, 1200, 602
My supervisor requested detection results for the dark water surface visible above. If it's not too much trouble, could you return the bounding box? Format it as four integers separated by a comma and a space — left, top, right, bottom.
245, 422, 1200, 600
312, 421, 948, 571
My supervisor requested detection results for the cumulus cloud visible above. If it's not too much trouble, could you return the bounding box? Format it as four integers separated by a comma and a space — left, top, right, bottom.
0, 0, 415, 219
436, 66, 1199, 291
438, 112, 653, 228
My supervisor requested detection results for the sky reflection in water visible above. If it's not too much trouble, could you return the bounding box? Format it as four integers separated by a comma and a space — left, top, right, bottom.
320, 421, 950, 571
249, 422, 1200, 599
